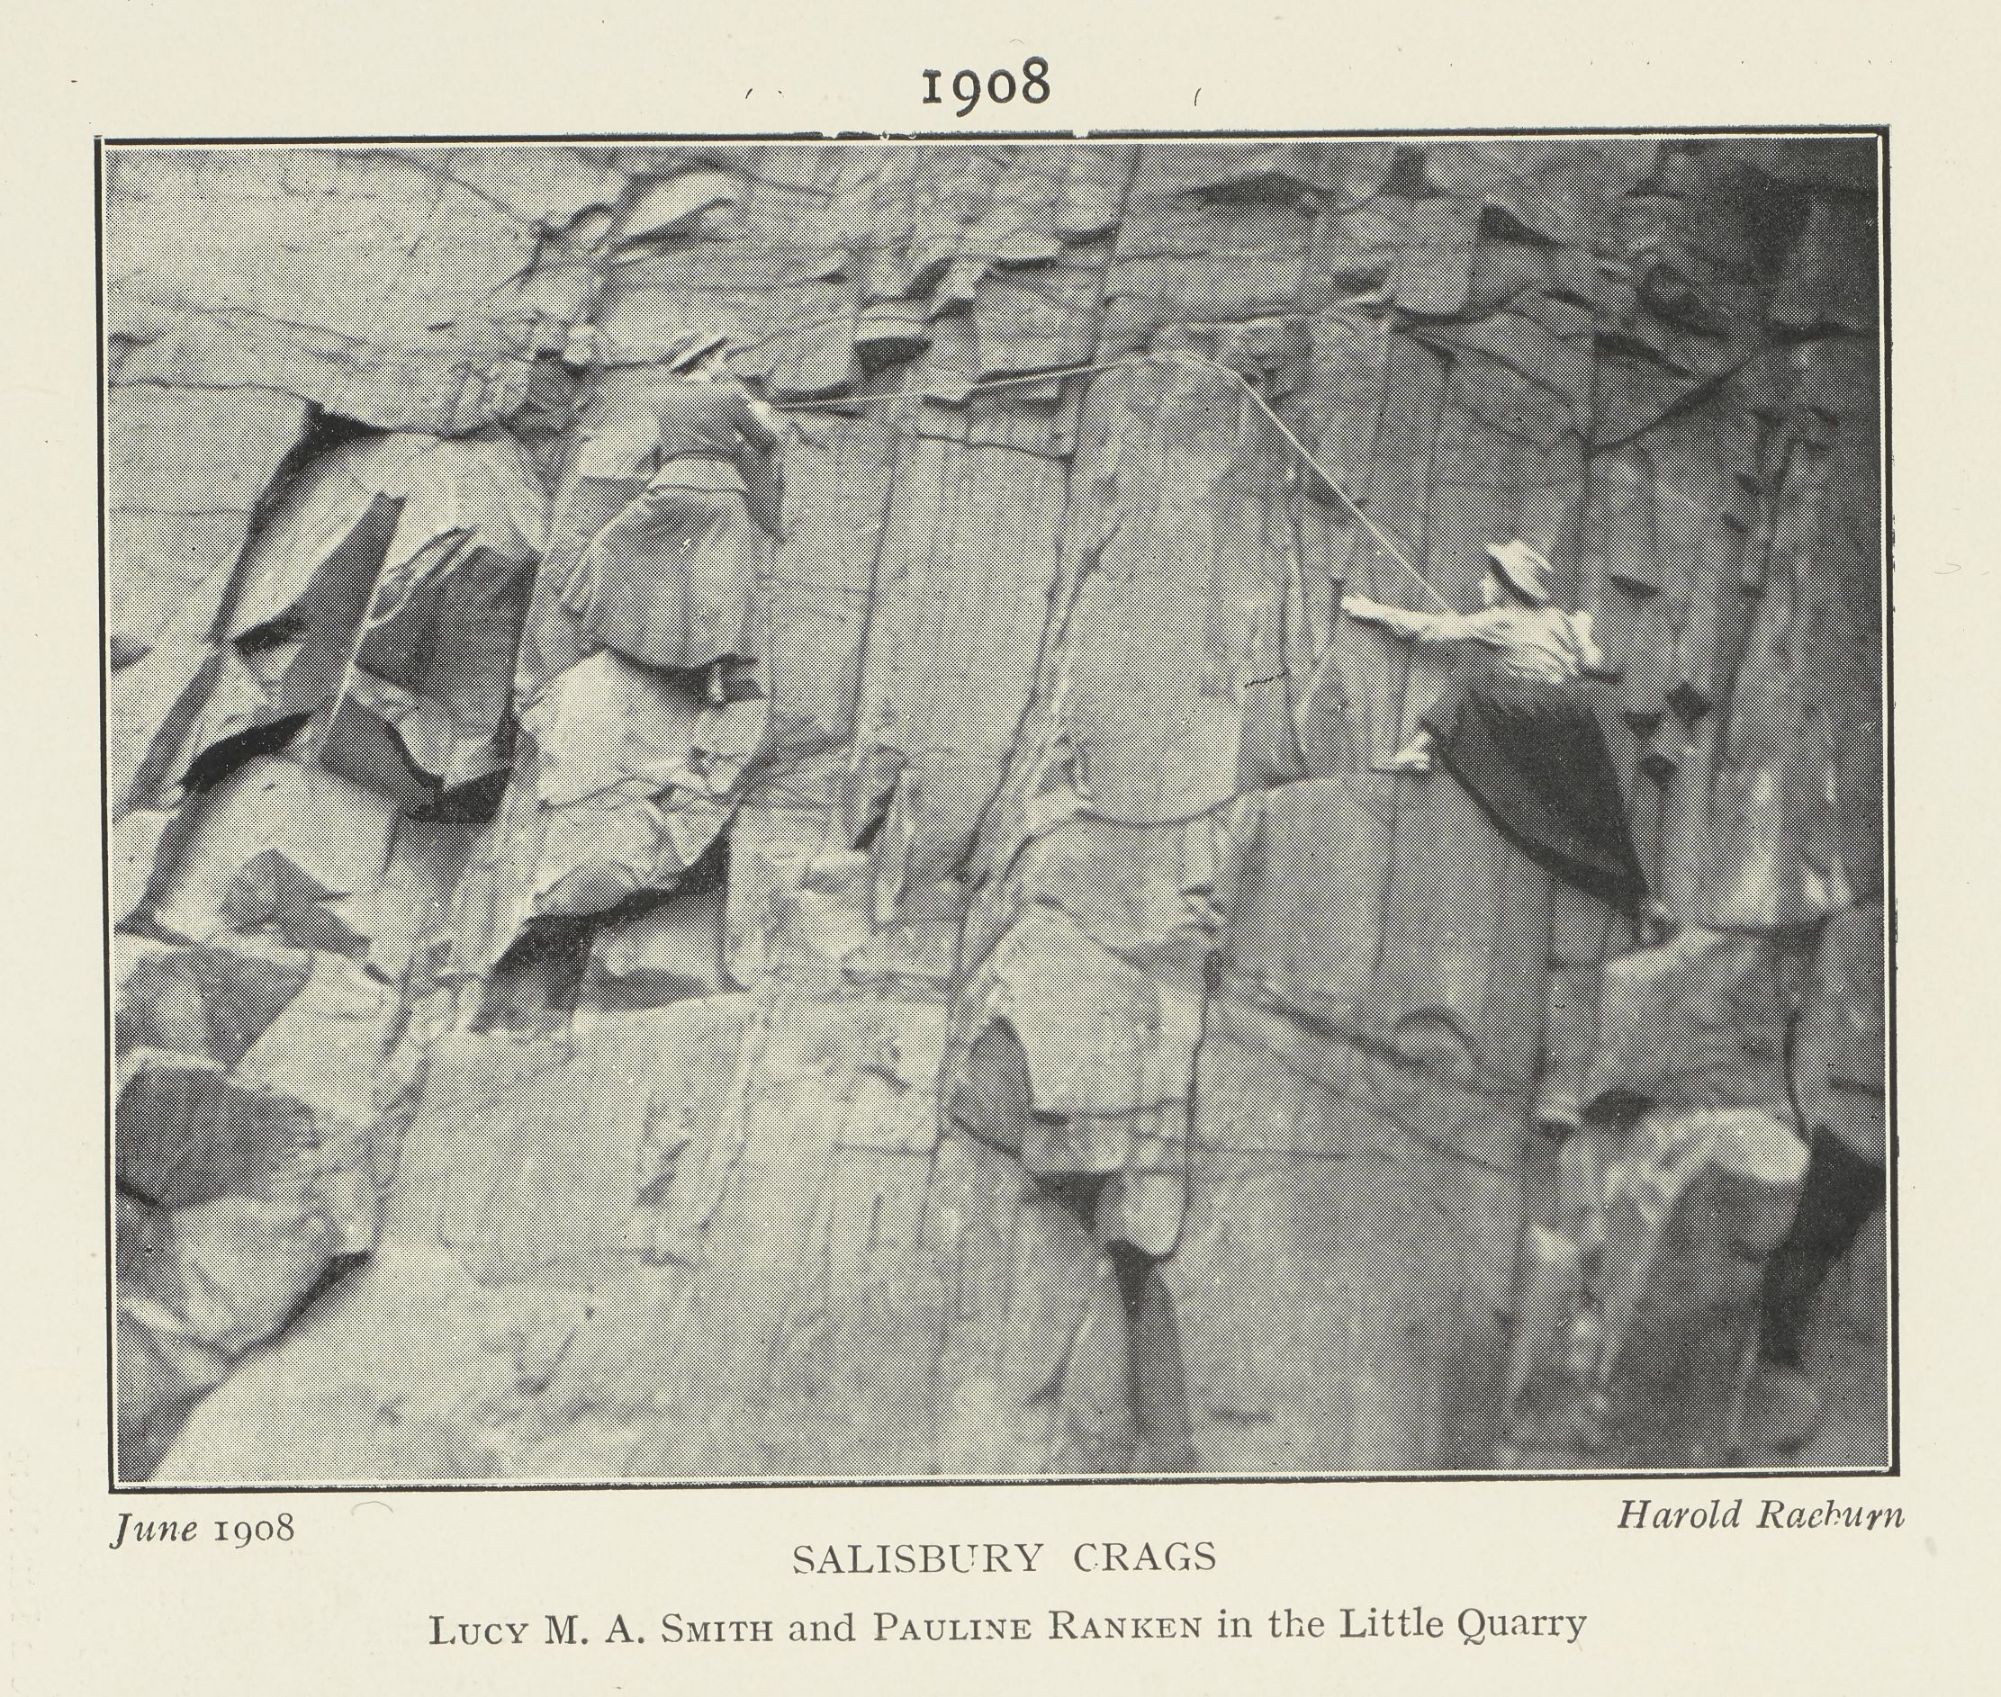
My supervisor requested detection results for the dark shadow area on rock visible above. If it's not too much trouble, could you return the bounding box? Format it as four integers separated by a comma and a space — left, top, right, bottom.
210, 407, 383, 641
1108, 1240, 1200, 1473
411, 763, 512, 825
474, 917, 598, 1033
177, 710, 312, 796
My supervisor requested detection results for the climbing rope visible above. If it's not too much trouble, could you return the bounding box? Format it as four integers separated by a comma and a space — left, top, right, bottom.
1168, 350, 1454, 613
766, 347, 1453, 613
310, 347, 1446, 772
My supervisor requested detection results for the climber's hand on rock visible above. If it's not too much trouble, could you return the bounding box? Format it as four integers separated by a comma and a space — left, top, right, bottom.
1343, 596, 1388, 624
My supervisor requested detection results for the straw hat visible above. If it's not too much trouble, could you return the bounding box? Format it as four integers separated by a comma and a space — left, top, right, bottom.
1485, 540, 1553, 606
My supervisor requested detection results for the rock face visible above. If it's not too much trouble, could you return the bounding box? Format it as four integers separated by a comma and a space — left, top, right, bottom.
104, 139, 1886, 1480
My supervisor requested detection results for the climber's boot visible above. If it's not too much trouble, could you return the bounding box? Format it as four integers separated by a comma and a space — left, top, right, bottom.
1532, 1081, 1584, 1145
1373, 730, 1436, 774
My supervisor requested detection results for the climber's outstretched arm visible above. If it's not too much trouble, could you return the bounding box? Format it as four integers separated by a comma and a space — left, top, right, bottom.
1343, 596, 1473, 645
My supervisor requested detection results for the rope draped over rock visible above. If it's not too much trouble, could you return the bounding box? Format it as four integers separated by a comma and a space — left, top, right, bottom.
320, 349, 1455, 742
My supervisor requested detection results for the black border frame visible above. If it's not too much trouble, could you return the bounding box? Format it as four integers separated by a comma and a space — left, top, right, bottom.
99, 124, 1895, 1494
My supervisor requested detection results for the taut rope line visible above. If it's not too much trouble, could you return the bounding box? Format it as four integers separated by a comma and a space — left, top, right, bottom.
764, 347, 1452, 613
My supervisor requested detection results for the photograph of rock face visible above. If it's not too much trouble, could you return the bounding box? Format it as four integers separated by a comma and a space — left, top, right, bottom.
105, 136, 1886, 1484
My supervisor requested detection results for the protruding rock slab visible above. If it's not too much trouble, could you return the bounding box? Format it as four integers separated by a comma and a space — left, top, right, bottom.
1162, 1024, 1520, 1472
1591, 1107, 1809, 1466
104, 384, 314, 669
160, 993, 1134, 1481
115, 953, 393, 1479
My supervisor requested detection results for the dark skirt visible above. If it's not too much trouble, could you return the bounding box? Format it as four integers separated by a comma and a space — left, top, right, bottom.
561, 480, 761, 672
1422, 668, 1650, 921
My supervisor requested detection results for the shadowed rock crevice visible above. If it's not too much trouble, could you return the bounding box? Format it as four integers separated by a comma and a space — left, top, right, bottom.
215, 407, 386, 627
1107, 1241, 1199, 1473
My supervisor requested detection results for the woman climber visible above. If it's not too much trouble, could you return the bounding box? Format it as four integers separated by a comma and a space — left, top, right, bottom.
1344, 540, 1668, 943
562, 331, 784, 705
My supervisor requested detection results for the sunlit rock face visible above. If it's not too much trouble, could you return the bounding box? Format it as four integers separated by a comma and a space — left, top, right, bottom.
104, 138, 1885, 1480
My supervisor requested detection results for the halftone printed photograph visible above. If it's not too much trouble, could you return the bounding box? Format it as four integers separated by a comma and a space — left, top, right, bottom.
102, 133, 1887, 1486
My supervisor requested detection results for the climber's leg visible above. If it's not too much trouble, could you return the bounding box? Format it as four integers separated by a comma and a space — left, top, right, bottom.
1375, 677, 1466, 775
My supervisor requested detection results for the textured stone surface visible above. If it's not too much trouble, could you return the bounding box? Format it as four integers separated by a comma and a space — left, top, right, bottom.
106, 139, 1886, 1479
